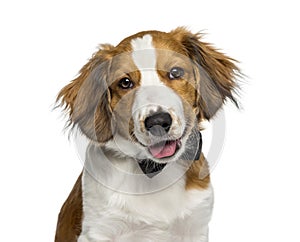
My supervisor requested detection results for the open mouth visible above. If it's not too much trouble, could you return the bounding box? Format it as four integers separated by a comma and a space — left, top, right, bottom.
148, 139, 182, 159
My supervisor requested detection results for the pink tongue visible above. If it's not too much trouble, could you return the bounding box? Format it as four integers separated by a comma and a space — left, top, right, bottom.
149, 141, 177, 159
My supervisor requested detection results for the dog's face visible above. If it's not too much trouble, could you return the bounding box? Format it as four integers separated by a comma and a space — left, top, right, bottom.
57, 27, 238, 164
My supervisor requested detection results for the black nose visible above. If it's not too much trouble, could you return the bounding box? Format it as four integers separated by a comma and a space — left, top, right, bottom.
144, 112, 172, 136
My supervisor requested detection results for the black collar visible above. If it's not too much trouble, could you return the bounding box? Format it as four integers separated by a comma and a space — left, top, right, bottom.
137, 160, 167, 178
138, 131, 202, 178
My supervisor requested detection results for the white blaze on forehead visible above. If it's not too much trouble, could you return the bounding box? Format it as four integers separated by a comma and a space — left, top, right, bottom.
131, 34, 162, 86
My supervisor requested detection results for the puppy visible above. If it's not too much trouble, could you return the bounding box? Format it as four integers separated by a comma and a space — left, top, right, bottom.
55, 27, 239, 242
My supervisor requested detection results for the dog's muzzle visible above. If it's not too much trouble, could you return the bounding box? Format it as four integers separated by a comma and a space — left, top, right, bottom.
143, 112, 182, 159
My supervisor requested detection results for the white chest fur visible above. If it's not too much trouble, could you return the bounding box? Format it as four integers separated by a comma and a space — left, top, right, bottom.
78, 144, 213, 242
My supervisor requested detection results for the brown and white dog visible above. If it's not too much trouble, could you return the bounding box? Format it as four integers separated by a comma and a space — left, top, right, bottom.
55, 27, 239, 242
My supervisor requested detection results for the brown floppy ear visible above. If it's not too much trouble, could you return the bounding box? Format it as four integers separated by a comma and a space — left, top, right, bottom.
171, 27, 239, 119
56, 46, 114, 143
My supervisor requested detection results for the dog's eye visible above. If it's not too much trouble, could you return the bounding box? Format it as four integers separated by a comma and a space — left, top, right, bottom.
168, 67, 185, 80
118, 78, 134, 89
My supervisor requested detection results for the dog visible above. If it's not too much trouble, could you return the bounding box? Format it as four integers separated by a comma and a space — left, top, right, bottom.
55, 27, 239, 242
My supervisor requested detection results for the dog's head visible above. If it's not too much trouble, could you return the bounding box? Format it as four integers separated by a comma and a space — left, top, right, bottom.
57, 27, 239, 164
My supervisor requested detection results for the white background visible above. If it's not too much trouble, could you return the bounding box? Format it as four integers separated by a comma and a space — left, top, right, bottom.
1, 0, 299, 241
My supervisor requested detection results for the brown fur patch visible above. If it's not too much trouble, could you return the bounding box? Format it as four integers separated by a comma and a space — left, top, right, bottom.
107, 52, 141, 141
185, 153, 210, 190
111, 88, 140, 140
55, 173, 83, 242
155, 50, 197, 109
